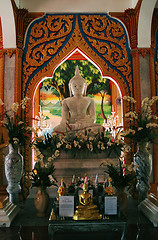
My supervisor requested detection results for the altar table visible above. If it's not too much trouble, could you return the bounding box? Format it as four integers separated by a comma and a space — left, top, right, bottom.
48, 217, 127, 240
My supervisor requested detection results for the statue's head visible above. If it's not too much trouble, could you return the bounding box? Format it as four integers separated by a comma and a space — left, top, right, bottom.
82, 182, 88, 192
69, 66, 87, 97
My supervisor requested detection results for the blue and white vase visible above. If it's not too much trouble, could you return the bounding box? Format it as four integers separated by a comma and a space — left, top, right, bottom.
5, 143, 23, 204
134, 142, 152, 202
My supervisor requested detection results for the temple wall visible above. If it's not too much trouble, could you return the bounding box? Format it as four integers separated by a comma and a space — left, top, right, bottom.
4, 55, 15, 109
17, 0, 135, 13
139, 53, 151, 100
53, 152, 118, 184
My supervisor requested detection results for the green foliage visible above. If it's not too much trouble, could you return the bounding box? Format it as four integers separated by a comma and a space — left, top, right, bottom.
33, 131, 125, 161
0, 98, 32, 148
33, 133, 59, 158
122, 96, 158, 144
104, 159, 135, 189
41, 60, 110, 99
30, 161, 57, 189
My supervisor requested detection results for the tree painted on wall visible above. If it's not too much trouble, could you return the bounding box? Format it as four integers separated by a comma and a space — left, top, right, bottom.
41, 60, 111, 120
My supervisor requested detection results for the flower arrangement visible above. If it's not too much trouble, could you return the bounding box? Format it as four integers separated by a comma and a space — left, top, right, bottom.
30, 161, 57, 190
102, 157, 135, 190
76, 175, 93, 188
32, 129, 129, 163
0, 97, 32, 148
122, 96, 158, 144
32, 133, 60, 162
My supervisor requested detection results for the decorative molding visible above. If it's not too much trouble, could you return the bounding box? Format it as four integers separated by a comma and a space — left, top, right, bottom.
4, 49, 16, 58
11, 0, 44, 49
109, 0, 142, 49
138, 48, 150, 58
151, 8, 158, 49
22, 14, 134, 170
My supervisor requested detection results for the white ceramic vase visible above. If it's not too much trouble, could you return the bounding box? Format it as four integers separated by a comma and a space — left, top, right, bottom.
5, 143, 23, 204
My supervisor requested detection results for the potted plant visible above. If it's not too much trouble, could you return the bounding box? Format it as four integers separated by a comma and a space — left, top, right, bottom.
122, 95, 158, 201
30, 160, 57, 217
103, 158, 135, 215
0, 97, 32, 204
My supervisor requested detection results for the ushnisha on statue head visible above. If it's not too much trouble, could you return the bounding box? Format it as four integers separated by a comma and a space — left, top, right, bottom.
68, 66, 87, 97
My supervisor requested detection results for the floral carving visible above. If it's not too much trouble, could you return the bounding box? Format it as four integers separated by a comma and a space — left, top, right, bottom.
23, 15, 74, 85
22, 14, 134, 172
79, 15, 132, 82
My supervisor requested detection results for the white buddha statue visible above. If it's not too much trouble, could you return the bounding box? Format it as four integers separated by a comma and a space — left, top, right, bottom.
53, 66, 104, 134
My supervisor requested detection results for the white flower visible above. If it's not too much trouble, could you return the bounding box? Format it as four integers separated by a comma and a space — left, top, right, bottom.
122, 129, 135, 136
90, 143, 93, 151
107, 142, 112, 146
101, 145, 105, 150
17, 121, 24, 125
97, 143, 101, 149
13, 137, 19, 144
87, 143, 90, 149
0, 120, 7, 125
48, 157, 52, 162
141, 97, 149, 106
66, 144, 71, 149
125, 111, 138, 119
146, 123, 158, 128
54, 150, 60, 157
89, 137, 94, 141
0, 99, 4, 106
48, 175, 55, 183
138, 127, 143, 131
129, 129, 135, 134
21, 97, 30, 109
56, 142, 62, 148
39, 154, 44, 161
151, 96, 158, 102
123, 96, 136, 103
11, 102, 19, 112
74, 140, 78, 148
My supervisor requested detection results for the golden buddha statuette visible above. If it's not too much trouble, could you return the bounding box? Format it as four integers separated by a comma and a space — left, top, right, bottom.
73, 182, 102, 220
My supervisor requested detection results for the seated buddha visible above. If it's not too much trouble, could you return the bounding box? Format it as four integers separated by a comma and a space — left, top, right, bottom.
73, 182, 101, 220
53, 66, 104, 134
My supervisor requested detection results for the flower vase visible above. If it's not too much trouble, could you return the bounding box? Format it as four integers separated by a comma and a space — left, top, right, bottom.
5, 143, 23, 205
134, 142, 152, 202
115, 188, 128, 216
34, 187, 50, 217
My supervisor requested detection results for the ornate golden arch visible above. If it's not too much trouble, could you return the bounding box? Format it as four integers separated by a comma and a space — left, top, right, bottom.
23, 14, 134, 170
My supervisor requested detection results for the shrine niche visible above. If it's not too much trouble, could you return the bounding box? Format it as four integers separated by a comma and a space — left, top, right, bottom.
22, 14, 134, 170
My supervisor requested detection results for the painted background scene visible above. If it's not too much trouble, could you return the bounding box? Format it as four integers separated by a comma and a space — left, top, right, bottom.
38, 60, 112, 135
